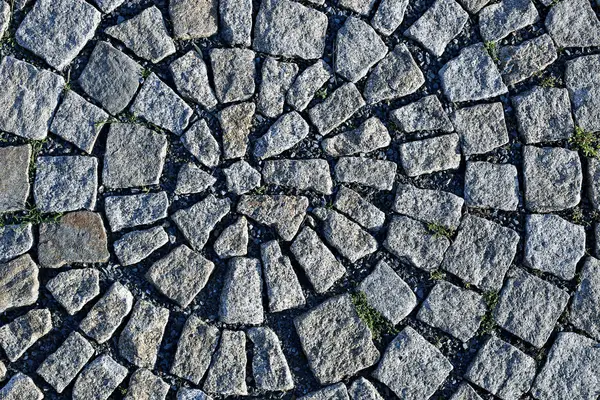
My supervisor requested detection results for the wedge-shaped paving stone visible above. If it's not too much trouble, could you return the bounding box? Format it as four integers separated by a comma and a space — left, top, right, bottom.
203, 330, 248, 396
391, 95, 453, 133
570, 257, 600, 340
220, 0, 252, 46
171, 315, 220, 384
215, 217, 248, 259
465, 336, 536, 400
340, 0, 376, 14
479, 0, 539, 42
224, 161, 261, 195
90, 0, 125, 13
452, 103, 508, 156
258, 58, 298, 118
290, 226, 346, 293
182, 120, 221, 168
263, 159, 333, 195
103, 124, 168, 189
254, 0, 327, 59
176, 164, 216, 195
523, 146, 582, 212
373, 326, 453, 400
47, 269, 100, 315
72, 355, 128, 400
119, 300, 169, 369
322, 117, 391, 157
0, 255, 39, 314
125, 369, 169, 400
524, 214, 585, 280
364, 44, 424, 104
565, 54, 600, 132
169, 0, 218, 39
335, 17, 387, 83
399, 133, 461, 177
464, 162, 519, 211
513, 87, 574, 144
36, 332, 95, 393
499, 34, 557, 87
309, 83, 366, 136
261, 240, 305, 312
440, 44, 507, 102
170, 51, 218, 110
238, 195, 308, 241
220, 257, 264, 325
335, 157, 397, 191
172, 195, 230, 250
80, 282, 133, 343
393, 183, 463, 229
38, 211, 109, 268
248, 327, 294, 391
334, 186, 385, 231
211, 48, 255, 104
0, 145, 30, 212
147, 245, 215, 308
78, 42, 142, 115
299, 383, 349, 400
254, 112, 309, 159
359, 260, 416, 324
404, 0, 468, 57
105, 192, 169, 232
131, 73, 193, 134
0, 309, 51, 361
545, 0, 600, 48
114, 226, 169, 266
450, 383, 482, 400
417, 281, 486, 342
295, 294, 380, 384
286, 60, 332, 111
349, 378, 383, 400
0, 224, 33, 263
385, 215, 450, 272
441, 215, 519, 291
0, 373, 43, 400
371, 0, 409, 36
219, 102, 255, 159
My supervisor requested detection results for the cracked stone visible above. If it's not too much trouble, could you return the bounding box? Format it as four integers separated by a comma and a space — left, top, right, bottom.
499, 34, 557, 87
114, 226, 169, 266
203, 330, 248, 396
0, 308, 52, 362
220, 0, 252, 46
334, 186, 385, 231
170, 51, 218, 109
565, 54, 600, 132
237, 195, 308, 241
254, 112, 309, 159
176, 163, 216, 195
169, 0, 218, 39
391, 95, 453, 133
309, 83, 366, 135
0, 224, 33, 263
335, 157, 397, 191
125, 369, 169, 400
399, 133, 461, 177
393, 183, 464, 229
452, 102, 509, 156
105, 192, 169, 232
0, 145, 30, 212
248, 327, 294, 391
286, 60, 332, 112
478, 0, 539, 42
0, 373, 43, 400
261, 240, 305, 312
219, 102, 255, 159
182, 120, 221, 168
545, 0, 600, 48
263, 159, 333, 195
258, 58, 298, 118
371, 0, 409, 36
570, 257, 600, 341
464, 161, 519, 211
214, 217, 248, 259
46, 268, 100, 315
223, 161, 261, 195
210, 48, 255, 104
72, 355, 128, 400
220, 257, 264, 325
322, 117, 391, 157
0, 255, 39, 314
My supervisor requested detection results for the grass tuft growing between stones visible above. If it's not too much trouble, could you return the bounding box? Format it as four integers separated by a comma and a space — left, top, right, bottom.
429, 270, 446, 281
479, 290, 499, 335
351, 291, 397, 341
427, 222, 454, 238
484, 41, 499, 63
569, 126, 600, 157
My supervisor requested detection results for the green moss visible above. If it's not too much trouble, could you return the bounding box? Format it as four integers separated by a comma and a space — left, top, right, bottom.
484, 41, 499, 63
569, 126, 600, 157
540, 76, 558, 88
351, 291, 397, 341
427, 222, 453, 238
315, 87, 328, 100
429, 270, 446, 281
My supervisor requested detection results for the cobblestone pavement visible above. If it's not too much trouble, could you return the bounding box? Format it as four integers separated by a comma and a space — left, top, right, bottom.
0, 0, 599, 398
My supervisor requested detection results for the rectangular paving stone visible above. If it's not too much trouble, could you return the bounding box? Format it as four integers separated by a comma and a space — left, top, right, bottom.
105, 192, 169, 232
114, 226, 169, 266
170, 0, 218, 39
210, 48, 255, 104
46, 268, 100, 315
393, 183, 464, 229
570, 257, 600, 341
72, 355, 128, 400
565, 54, 600, 132
219, 257, 264, 325
499, 34, 557, 87
0, 145, 31, 212
220, 0, 253, 46
0, 254, 39, 314
262, 159, 333, 195
478, 0, 539, 42
0, 309, 52, 362
309, 83, 366, 135
335, 157, 397, 191
0, 223, 33, 263
322, 117, 391, 158
334, 186, 386, 231
247, 327, 294, 391
0, 373, 43, 400
371, 0, 409, 36
390, 95, 453, 133
399, 133, 461, 177
203, 330, 248, 396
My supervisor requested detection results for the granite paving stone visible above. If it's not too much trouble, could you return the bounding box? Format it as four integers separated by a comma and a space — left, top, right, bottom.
334, 186, 386, 231
390, 95, 453, 133
219, 102, 255, 159
478, 0, 539, 42
114, 226, 169, 266
223, 161, 261, 195
335, 157, 397, 191
545, 0, 600, 48
399, 133, 461, 177
451, 102, 509, 156
299, 383, 349, 400
0, 1, 9, 39
172, 196, 229, 250
286, 60, 332, 112
258, 58, 298, 118
322, 117, 391, 157
181, 120, 221, 168
125, 369, 170, 400
219, 257, 264, 325
169, 0, 218, 39
570, 257, 600, 341
0, 308, 52, 361
565, 54, 600, 132
309, 83, 366, 136
254, 112, 310, 159
210, 48, 256, 104
72, 355, 128, 400
175, 163, 216, 195
46, 268, 100, 315
91, 0, 125, 13
0, 255, 39, 314
0, 224, 33, 263
498, 34, 557, 87
0, 373, 43, 400
348, 378, 383, 400
237, 195, 308, 241
105, 192, 169, 232
247, 327, 294, 391
450, 383, 483, 400
203, 330, 248, 396
170, 51, 218, 110
261, 240, 305, 312
214, 217, 248, 259
339, 0, 376, 14
263, 159, 333, 195
464, 161, 519, 211
371, 0, 409, 36
220, 0, 253, 46
0, 145, 30, 212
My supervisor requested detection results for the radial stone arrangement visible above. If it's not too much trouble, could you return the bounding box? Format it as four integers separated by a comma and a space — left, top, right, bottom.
1, 0, 600, 398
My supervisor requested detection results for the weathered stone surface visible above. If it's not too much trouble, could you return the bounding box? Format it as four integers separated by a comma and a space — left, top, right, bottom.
203, 330, 248, 396
399, 133, 461, 176
565, 54, 600, 132
452, 102, 508, 156
339, 0, 376, 14
182, 120, 221, 168
286, 60, 332, 111
171, 315, 220, 384
335, 157, 397, 191
299, 383, 349, 400
523, 146, 582, 212
105, 192, 169, 232
0, 373, 43, 400
418, 281, 486, 342
147, 245, 214, 307
220, 0, 252, 46
441, 215, 519, 291
254, 0, 327, 59
79, 41, 142, 115
177, 388, 212, 400
371, 0, 409, 36
261, 240, 305, 312
391, 95, 453, 133
440, 43, 508, 102
248, 327, 294, 391
90, 0, 124, 13
125, 369, 169, 400
570, 257, 600, 341
0, 2, 10, 39
114, 226, 169, 266
220, 257, 264, 325
176, 164, 216, 195
170, 51, 218, 110
37, 332, 95, 393
38, 211, 109, 268
210, 48, 255, 104
334, 186, 385, 231
499, 34, 557, 87
263, 159, 333, 195
223, 161, 261, 195
393, 183, 464, 229
47, 268, 100, 315
214, 217, 248, 259
295, 295, 380, 384
0, 308, 51, 361
258, 58, 298, 118
588, 158, 600, 210
238, 195, 308, 241
465, 336, 536, 400
72, 355, 128, 400
479, 0, 539, 42
464, 162, 519, 211
404, 0, 468, 57
170, 0, 218, 39
0, 255, 39, 314
80, 282, 134, 344
290, 226, 346, 293
524, 214, 584, 280
450, 383, 482, 400
545, 0, 600, 48
254, 112, 309, 159
219, 102, 255, 159
322, 117, 391, 157
309, 83, 366, 136
34, 155, 97, 213
0, 224, 33, 263
119, 300, 169, 369
349, 378, 383, 400
0, 145, 30, 212
384, 215, 450, 272
364, 44, 424, 104
373, 326, 452, 400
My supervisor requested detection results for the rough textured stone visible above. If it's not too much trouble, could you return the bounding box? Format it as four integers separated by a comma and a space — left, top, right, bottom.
450, 383, 483, 400
0, 145, 30, 212
499, 34, 557, 86
349, 378, 383, 400
90, 0, 124, 13
570, 257, 600, 341
399, 133, 461, 177
545, 0, 600, 48
334, 186, 385, 231
339, 0, 376, 14
248, 327, 294, 391
176, 164, 216, 195
309, 83, 366, 136
0, 224, 33, 263
393, 183, 464, 229
263, 159, 333, 195
322, 117, 391, 157
223, 161, 261, 195
177, 388, 212, 400
295, 295, 380, 384
211, 48, 255, 104
238, 195, 308, 241
147, 245, 214, 307
38, 211, 109, 268
588, 157, 600, 210
299, 383, 350, 400
254, 112, 309, 159
125, 369, 169, 400
0, 309, 51, 361
565, 54, 600, 132
170, 0, 218, 39
220, 257, 264, 325
72, 355, 128, 400
523, 146, 582, 213
464, 162, 519, 211
335, 157, 397, 191
0, 1, 9, 39
457, 0, 491, 13
0, 373, 43, 400
114, 226, 169, 266
220, 0, 252, 46
219, 102, 255, 159
203, 330, 248, 396
479, 0, 539, 42
181, 120, 221, 168
441, 215, 519, 291
261, 240, 305, 312
373, 326, 453, 400
155, 194, 218, 242
452, 102, 508, 156
0, 255, 39, 314
391, 95, 453, 133
214, 217, 248, 259
47, 268, 100, 315
371, 0, 409, 36
286, 60, 332, 111
258, 58, 298, 118
105, 192, 169, 232
170, 51, 218, 109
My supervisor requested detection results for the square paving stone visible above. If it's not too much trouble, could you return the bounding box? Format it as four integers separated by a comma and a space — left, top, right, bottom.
295, 294, 380, 385
372, 326, 453, 400
494, 268, 569, 347
464, 161, 519, 211
170, 0, 218, 40
34, 156, 98, 213
565, 54, 600, 132
465, 336, 536, 400
570, 257, 600, 340
390, 95, 453, 133
0, 145, 31, 212
0, 308, 52, 362
452, 102, 508, 156
210, 48, 256, 104
103, 123, 168, 189
0, 224, 33, 263
545, 0, 600, 49
0, 57, 64, 140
